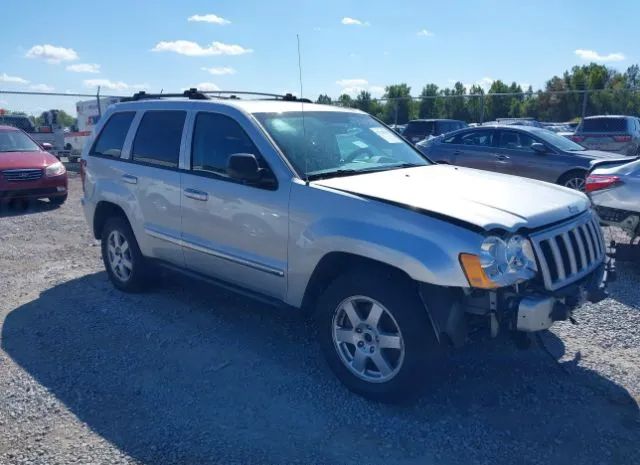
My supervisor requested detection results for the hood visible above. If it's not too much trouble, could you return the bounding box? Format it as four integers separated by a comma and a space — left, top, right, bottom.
313, 165, 589, 232
0, 150, 58, 169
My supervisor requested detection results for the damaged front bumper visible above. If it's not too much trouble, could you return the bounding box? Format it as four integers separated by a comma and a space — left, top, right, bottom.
419, 257, 615, 346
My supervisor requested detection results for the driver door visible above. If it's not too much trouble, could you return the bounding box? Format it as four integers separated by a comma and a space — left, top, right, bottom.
179, 111, 290, 299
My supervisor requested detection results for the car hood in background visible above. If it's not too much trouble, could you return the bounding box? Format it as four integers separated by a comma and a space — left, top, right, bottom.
0, 151, 58, 169
313, 165, 589, 232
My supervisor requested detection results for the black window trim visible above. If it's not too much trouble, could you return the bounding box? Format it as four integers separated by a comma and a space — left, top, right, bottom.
88, 111, 137, 159
186, 110, 279, 191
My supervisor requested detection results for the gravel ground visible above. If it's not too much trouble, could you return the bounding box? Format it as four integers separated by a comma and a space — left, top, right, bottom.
0, 174, 639, 465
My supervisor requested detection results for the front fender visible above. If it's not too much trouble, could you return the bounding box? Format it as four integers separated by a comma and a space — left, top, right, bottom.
285, 185, 483, 307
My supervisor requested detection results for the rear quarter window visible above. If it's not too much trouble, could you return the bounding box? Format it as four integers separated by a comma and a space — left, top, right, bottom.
582, 118, 628, 132
90, 112, 135, 158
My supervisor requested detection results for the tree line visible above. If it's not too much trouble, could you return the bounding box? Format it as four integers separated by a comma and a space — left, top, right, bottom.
317, 63, 640, 124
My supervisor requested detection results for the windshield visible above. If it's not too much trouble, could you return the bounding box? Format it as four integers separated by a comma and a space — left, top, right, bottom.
403, 120, 435, 137
0, 130, 41, 152
532, 128, 586, 151
253, 111, 430, 179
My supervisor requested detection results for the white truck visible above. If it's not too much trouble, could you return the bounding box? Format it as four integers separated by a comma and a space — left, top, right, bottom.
64, 97, 121, 161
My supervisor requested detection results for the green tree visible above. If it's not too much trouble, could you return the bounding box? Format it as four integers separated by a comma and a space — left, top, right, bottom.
485, 80, 511, 120
418, 84, 438, 118
383, 84, 412, 124
354, 90, 373, 113
337, 94, 354, 108
316, 94, 332, 104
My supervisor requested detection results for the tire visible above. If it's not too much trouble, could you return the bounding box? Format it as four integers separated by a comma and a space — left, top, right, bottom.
101, 216, 149, 292
316, 268, 439, 403
558, 170, 587, 192
49, 194, 67, 206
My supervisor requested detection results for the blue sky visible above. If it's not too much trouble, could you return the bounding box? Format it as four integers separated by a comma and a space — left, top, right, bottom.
1, 0, 638, 114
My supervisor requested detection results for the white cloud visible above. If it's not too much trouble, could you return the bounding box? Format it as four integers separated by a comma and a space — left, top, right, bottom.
201, 66, 236, 75
66, 63, 101, 73
0, 73, 29, 84
83, 79, 130, 91
575, 49, 625, 63
188, 13, 230, 25
152, 40, 253, 56
25, 44, 78, 64
190, 82, 220, 91
336, 79, 384, 97
417, 29, 434, 37
336, 78, 368, 87
342, 17, 369, 26
29, 83, 54, 92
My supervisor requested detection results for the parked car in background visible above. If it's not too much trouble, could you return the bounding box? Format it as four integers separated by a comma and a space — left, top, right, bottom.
0, 125, 68, 205
417, 125, 630, 190
572, 115, 640, 156
492, 118, 545, 128
587, 159, 640, 239
402, 119, 467, 143
389, 124, 406, 134
81, 90, 609, 402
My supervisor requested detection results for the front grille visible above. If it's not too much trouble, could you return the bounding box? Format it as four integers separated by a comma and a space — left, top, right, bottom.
530, 211, 605, 290
2, 169, 43, 182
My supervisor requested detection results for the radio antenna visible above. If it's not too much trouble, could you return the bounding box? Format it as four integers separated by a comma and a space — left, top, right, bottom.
297, 34, 309, 185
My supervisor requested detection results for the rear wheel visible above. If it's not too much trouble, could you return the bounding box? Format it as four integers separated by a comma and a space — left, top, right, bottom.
316, 269, 439, 402
101, 216, 149, 292
558, 170, 587, 191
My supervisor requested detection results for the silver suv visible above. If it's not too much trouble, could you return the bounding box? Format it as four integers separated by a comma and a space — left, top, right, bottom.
81, 90, 611, 402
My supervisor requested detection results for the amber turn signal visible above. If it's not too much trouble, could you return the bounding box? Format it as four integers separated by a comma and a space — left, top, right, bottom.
459, 253, 499, 289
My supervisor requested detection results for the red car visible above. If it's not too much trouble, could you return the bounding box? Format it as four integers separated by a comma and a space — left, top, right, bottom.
0, 125, 67, 205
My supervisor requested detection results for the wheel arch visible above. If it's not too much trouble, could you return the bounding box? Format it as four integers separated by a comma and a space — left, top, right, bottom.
300, 252, 415, 313
93, 201, 132, 240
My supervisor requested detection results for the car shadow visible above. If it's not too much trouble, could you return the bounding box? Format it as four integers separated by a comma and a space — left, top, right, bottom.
2, 271, 639, 465
0, 198, 60, 218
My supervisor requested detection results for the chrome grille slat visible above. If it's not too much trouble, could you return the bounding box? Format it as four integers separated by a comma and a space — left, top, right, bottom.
561, 232, 578, 275
531, 211, 605, 291
548, 238, 566, 281
2, 169, 43, 182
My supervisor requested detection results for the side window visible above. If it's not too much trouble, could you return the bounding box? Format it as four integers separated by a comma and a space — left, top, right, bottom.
132, 111, 185, 168
497, 131, 535, 150
450, 130, 493, 146
90, 112, 135, 158
191, 112, 260, 175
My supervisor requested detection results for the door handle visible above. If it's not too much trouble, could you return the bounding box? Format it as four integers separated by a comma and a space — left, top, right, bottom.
495, 154, 510, 161
453, 150, 462, 155
184, 188, 208, 201
121, 174, 138, 184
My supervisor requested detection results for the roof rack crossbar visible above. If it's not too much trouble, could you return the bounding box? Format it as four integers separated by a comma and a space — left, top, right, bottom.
121, 88, 312, 103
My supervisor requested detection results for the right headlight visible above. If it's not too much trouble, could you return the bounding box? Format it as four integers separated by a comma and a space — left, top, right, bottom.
460, 234, 537, 289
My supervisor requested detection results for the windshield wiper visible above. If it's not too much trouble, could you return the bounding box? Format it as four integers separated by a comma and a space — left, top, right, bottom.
307, 163, 424, 181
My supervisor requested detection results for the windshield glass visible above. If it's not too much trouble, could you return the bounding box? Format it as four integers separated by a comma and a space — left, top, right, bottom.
0, 130, 41, 152
253, 111, 430, 179
532, 128, 586, 151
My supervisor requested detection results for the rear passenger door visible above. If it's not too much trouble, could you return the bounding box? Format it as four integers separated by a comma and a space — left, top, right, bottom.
179, 111, 289, 300
445, 128, 497, 171
124, 109, 186, 265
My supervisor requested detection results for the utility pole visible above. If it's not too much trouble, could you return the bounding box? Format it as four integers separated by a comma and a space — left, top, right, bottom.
581, 89, 588, 121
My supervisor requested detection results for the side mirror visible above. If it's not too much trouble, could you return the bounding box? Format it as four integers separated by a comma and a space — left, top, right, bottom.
41, 142, 53, 151
227, 153, 262, 183
531, 142, 547, 154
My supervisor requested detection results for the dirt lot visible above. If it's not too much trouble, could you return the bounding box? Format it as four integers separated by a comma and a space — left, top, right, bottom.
1, 174, 639, 465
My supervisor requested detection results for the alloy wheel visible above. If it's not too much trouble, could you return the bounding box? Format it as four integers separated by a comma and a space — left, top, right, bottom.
331, 296, 405, 383
107, 230, 133, 282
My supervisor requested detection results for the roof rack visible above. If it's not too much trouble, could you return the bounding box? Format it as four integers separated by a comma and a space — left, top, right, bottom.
121, 88, 312, 103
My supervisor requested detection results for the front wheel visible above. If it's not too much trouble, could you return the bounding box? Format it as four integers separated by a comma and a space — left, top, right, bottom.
316, 269, 439, 402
